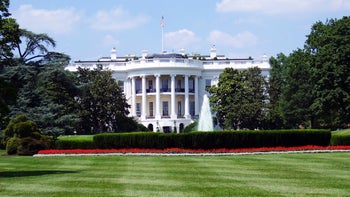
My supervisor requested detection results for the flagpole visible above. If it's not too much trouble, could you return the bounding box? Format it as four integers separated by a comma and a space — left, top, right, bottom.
161, 25, 164, 53
161, 16, 164, 53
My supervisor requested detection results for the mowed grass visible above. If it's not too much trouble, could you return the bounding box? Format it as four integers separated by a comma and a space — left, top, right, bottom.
0, 153, 350, 196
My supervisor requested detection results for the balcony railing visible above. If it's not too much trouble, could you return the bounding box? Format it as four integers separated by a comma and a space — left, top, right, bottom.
136, 88, 195, 94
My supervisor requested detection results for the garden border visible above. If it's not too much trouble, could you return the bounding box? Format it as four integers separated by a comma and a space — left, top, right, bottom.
34, 149, 350, 157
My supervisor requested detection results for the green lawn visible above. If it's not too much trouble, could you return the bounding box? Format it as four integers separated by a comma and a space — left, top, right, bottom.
1, 153, 350, 196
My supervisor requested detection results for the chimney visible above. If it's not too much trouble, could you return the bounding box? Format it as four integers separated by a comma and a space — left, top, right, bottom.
141, 50, 148, 59
210, 45, 217, 59
110, 48, 117, 60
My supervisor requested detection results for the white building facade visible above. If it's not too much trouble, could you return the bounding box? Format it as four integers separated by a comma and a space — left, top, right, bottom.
66, 47, 270, 132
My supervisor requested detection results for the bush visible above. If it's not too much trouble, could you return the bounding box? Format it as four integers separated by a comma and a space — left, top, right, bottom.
55, 137, 95, 149
331, 130, 350, 145
17, 137, 52, 155
2, 115, 28, 146
3, 115, 54, 155
6, 137, 21, 155
14, 120, 37, 138
183, 121, 197, 133
94, 132, 160, 149
93, 129, 331, 149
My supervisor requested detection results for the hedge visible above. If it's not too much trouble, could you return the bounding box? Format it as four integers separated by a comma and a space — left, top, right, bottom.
331, 134, 350, 145
55, 137, 95, 149
94, 129, 331, 149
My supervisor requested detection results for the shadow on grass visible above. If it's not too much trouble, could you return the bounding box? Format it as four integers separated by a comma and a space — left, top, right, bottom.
0, 170, 79, 178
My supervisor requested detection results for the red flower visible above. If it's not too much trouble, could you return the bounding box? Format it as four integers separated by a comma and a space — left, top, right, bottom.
37, 146, 350, 155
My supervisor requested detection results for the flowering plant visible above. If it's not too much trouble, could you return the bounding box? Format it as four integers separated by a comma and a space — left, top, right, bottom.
37, 145, 350, 155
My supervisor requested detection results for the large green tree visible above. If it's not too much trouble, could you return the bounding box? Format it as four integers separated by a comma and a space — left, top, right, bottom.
279, 49, 313, 128
77, 67, 132, 133
0, 0, 20, 64
208, 67, 268, 130
305, 16, 350, 129
14, 29, 56, 64
266, 53, 288, 129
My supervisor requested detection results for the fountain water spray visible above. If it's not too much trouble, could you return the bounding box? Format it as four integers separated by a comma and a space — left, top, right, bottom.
198, 94, 214, 131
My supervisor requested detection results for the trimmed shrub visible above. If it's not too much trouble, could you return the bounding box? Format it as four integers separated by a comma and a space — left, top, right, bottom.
55, 138, 95, 149
6, 137, 21, 155
331, 132, 350, 145
93, 129, 331, 149
14, 120, 37, 138
17, 137, 52, 155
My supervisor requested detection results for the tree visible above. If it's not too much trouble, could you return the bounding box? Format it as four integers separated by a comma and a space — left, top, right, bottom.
0, 0, 20, 64
279, 49, 313, 128
208, 67, 268, 130
305, 16, 350, 129
14, 29, 56, 64
77, 67, 131, 133
266, 53, 288, 129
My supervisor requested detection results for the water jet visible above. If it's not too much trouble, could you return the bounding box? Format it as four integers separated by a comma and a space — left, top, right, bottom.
197, 94, 214, 131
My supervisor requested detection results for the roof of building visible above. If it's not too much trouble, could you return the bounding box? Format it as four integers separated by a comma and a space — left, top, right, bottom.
146, 53, 184, 59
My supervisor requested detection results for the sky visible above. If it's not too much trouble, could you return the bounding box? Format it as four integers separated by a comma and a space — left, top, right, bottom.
9, 0, 350, 61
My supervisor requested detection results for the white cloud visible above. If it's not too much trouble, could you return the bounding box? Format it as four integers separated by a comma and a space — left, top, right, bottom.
14, 4, 80, 34
216, 0, 350, 14
90, 7, 149, 31
207, 30, 258, 48
165, 29, 201, 50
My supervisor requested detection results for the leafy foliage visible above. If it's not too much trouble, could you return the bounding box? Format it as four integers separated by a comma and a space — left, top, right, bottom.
306, 17, 350, 129
93, 129, 331, 150
279, 49, 313, 128
2, 115, 53, 155
76, 67, 134, 133
207, 67, 268, 130
269, 16, 350, 130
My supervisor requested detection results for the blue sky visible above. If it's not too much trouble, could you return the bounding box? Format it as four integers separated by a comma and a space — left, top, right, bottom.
9, 0, 350, 61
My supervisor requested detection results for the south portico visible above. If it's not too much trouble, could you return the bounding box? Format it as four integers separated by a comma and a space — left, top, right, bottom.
127, 72, 201, 132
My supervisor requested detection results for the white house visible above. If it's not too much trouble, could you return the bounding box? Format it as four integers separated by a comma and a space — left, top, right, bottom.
66, 46, 270, 132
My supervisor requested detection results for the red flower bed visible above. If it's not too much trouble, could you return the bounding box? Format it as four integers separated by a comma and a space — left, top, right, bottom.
37, 145, 350, 155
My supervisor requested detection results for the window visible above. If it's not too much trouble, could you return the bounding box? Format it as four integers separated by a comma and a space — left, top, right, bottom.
118, 81, 124, 92
148, 80, 153, 90
149, 102, 153, 117
205, 79, 211, 88
176, 79, 183, 92
189, 79, 194, 92
162, 79, 168, 92
177, 101, 182, 116
135, 79, 142, 93
190, 101, 195, 116
177, 79, 181, 89
136, 103, 141, 117
162, 101, 169, 116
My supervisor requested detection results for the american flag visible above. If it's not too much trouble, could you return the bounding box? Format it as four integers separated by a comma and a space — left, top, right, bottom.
160, 16, 164, 28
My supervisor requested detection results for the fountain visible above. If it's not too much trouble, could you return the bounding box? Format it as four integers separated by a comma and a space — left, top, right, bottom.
197, 94, 214, 131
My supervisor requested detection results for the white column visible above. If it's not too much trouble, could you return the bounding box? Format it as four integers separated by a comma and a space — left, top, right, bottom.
141, 75, 147, 120
131, 77, 136, 117
194, 76, 199, 116
155, 74, 161, 119
184, 75, 190, 118
171, 74, 176, 119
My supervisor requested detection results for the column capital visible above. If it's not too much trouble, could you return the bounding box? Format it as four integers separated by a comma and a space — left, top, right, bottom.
154, 74, 160, 77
